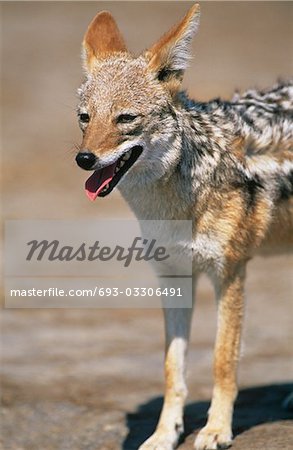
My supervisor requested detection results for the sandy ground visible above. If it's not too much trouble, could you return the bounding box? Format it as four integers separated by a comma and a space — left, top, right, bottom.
1, 257, 293, 449
1, 2, 293, 450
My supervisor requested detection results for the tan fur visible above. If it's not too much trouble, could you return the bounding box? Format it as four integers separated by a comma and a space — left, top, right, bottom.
83, 11, 127, 69
146, 4, 200, 93
81, 118, 120, 155
260, 198, 293, 254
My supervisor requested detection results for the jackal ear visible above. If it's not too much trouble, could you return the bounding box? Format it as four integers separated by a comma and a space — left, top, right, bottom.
83, 11, 127, 70
145, 4, 200, 87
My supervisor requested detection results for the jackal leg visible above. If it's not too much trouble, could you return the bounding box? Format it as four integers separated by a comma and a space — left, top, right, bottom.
139, 280, 194, 450
194, 266, 246, 450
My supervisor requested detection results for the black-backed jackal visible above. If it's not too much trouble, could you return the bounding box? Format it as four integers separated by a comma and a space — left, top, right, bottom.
75, 5, 293, 449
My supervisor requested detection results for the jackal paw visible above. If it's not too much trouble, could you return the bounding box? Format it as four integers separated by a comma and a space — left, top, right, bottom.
194, 426, 232, 450
138, 427, 181, 450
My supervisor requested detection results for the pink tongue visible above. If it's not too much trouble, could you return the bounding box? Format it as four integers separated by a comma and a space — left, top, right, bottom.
85, 162, 117, 201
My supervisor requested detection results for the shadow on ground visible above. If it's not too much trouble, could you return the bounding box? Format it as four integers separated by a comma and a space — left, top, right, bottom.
123, 383, 293, 449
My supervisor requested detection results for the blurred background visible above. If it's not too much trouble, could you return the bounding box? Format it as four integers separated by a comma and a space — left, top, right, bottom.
1, 2, 293, 449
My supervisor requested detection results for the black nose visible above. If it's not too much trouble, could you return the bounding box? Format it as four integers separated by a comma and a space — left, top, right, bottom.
75, 152, 96, 170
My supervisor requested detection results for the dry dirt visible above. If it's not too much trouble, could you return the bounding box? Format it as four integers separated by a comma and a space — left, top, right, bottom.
1, 258, 293, 449
1, 2, 293, 450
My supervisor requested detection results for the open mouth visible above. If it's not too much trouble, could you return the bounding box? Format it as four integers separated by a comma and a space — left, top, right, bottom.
85, 145, 143, 201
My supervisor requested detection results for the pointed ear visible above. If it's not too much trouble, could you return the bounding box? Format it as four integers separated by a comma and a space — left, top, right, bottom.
83, 11, 127, 70
145, 4, 200, 88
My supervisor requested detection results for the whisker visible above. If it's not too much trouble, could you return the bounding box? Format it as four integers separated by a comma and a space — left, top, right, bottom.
65, 143, 81, 156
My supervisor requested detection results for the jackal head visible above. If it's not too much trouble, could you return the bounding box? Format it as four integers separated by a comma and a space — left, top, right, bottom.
75, 5, 200, 200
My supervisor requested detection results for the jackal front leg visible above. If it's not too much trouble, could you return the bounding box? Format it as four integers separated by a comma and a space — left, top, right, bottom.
194, 266, 246, 450
139, 280, 194, 450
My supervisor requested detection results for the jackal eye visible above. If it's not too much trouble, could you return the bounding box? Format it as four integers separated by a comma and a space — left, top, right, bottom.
79, 113, 90, 123
116, 114, 138, 124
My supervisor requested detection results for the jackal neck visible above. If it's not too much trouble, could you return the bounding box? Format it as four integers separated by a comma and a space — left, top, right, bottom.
119, 93, 244, 218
